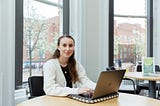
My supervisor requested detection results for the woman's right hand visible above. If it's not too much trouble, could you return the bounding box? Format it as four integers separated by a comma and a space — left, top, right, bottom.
78, 87, 94, 94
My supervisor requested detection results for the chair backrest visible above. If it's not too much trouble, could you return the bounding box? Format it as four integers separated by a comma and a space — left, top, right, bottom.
28, 76, 45, 98
106, 66, 115, 71
136, 64, 142, 72
136, 64, 160, 72
155, 65, 160, 72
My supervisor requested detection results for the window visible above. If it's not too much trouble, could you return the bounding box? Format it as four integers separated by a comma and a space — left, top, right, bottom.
23, 0, 63, 82
15, 0, 69, 88
109, 0, 153, 70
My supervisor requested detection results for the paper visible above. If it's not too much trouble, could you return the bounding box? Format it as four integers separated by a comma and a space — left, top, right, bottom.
142, 57, 155, 76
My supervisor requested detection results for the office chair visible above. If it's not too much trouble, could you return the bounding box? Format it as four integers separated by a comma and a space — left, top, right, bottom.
106, 66, 139, 94
28, 76, 45, 99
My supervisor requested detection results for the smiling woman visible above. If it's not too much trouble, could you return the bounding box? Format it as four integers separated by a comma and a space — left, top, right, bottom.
43, 35, 96, 96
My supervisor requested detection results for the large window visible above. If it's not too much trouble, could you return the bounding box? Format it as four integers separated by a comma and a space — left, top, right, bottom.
15, 0, 69, 88
109, 0, 153, 71
23, 0, 63, 82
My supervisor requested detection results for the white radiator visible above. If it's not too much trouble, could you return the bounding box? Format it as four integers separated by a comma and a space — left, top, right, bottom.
15, 89, 28, 105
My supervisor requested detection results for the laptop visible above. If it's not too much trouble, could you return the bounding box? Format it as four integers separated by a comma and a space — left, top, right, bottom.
68, 69, 126, 103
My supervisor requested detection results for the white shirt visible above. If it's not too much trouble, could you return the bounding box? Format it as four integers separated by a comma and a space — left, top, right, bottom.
43, 59, 96, 96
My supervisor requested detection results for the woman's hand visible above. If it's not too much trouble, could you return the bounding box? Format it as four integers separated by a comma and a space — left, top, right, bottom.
78, 87, 94, 94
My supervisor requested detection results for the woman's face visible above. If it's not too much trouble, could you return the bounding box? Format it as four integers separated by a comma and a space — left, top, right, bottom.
58, 37, 74, 59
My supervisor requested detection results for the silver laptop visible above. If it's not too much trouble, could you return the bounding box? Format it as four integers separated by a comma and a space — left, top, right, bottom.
68, 69, 126, 103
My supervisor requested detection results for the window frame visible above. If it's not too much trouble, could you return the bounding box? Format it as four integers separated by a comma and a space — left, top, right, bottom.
108, 0, 153, 66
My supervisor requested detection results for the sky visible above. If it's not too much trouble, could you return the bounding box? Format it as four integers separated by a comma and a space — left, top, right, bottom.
114, 0, 146, 28
24, 0, 61, 19
114, 0, 146, 16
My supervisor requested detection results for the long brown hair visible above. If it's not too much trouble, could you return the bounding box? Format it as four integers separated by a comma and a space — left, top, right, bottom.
52, 34, 79, 83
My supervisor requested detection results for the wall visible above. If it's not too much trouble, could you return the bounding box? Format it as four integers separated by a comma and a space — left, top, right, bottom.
70, 0, 109, 82
0, 0, 15, 105
153, 0, 160, 65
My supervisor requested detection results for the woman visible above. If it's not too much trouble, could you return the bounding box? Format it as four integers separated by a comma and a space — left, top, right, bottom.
43, 35, 96, 96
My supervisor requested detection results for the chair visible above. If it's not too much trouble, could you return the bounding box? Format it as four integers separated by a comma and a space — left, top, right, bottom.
155, 65, 160, 98
136, 63, 149, 91
28, 76, 45, 99
119, 77, 140, 94
106, 66, 139, 94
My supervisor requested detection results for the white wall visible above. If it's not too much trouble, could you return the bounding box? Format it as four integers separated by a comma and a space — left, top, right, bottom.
0, 0, 15, 106
153, 0, 160, 65
70, 0, 109, 82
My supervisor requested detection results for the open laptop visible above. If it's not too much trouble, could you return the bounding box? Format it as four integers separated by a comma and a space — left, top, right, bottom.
68, 69, 126, 103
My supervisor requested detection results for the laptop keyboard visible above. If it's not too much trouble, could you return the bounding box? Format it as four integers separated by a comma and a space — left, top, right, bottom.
67, 92, 119, 104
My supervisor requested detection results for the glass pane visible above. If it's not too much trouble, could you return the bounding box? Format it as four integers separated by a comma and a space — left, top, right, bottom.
48, 0, 59, 4
23, 0, 62, 82
114, 0, 147, 16
114, 17, 147, 71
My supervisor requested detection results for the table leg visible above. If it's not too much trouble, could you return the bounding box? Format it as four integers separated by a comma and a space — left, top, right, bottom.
149, 81, 156, 98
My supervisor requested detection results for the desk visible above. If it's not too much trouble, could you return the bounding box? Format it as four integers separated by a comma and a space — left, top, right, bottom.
125, 72, 160, 98
17, 93, 160, 106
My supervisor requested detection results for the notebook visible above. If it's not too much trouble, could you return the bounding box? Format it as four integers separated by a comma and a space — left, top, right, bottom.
68, 69, 126, 103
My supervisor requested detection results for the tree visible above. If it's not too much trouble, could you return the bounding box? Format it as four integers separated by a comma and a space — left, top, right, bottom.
24, 0, 49, 76
24, 0, 60, 77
